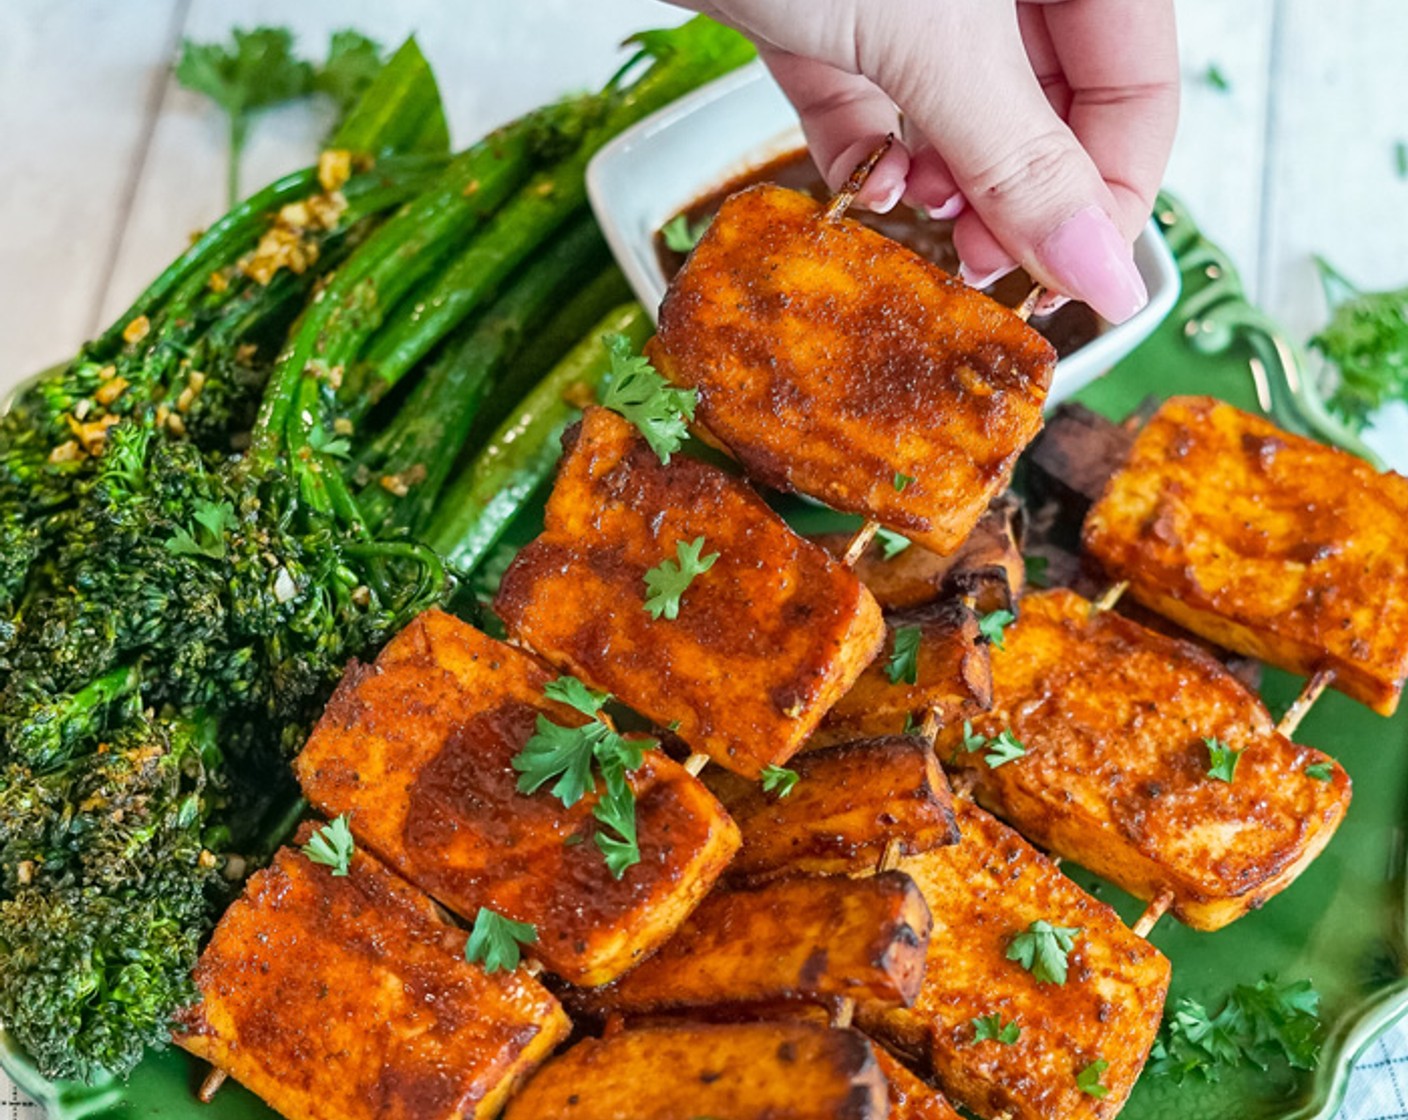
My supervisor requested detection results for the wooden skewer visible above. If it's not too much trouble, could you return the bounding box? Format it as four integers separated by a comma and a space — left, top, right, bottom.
1132, 888, 1174, 938
842, 519, 881, 566
1277, 667, 1336, 738
832, 996, 857, 1029
1014, 284, 1046, 323
876, 837, 903, 873
523, 959, 544, 978
199, 1068, 228, 1103
1091, 579, 1129, 614
823, 136, 895, 222
683, 751, 709, 777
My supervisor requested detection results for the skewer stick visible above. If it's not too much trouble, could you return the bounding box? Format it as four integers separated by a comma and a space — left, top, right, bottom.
683, 751, 710, 777
1132, 888, 1174, 938
1277, 668, 1336, 738
876, 837, 903, 873
198, 1068, 228, 1103
832, 996, 857, 1029
1091, 580, 1129, 614
842, 520, 881, 566
523, 959, 543, 978
1014, 285, 1046, 322
823, 136, 895, 222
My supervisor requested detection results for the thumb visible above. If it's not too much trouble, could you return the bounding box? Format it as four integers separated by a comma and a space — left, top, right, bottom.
874, 6, 1147, 322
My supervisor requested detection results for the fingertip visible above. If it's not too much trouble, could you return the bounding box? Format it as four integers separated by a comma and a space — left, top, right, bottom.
828, 139, 912, 213
901, 144, 962, 215
952, 212, 1018, 286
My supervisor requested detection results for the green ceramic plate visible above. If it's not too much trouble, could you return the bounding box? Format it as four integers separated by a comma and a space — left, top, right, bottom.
4, 195, 1405, 1118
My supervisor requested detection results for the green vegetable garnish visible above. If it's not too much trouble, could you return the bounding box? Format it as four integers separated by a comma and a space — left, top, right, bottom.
1149, 976, 1322, 1082
1024, 553, 1050, 588
1006, 920, 1080, 985
1205, 63, 1231, 92
302, 815, 356, 876
1310, 256, 1408, 431
512, 677, 653, 877
165, 498, 237, 560
465, 907, 538, 973
960, 719, 986, 753
1205, 737, 1242, 783
886, 625, 923, 685
978, 608, 1016, 650
983, 729, 1027, 768
876, 528, 912, 559
661, 213, 712, 253
893, 471, 914, 492
600, 332, 697, 462
644, 536, 719, 620
1077, 1059, 1111, 1098
973, 1013, 1021, 1044
314, 30, 386, 118
1304, 762, 1334, 782
761, 764, 799, 798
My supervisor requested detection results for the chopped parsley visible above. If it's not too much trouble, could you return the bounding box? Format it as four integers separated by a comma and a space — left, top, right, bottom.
661, 213, 712, 253
1024, 553, 1049, 588
978, 608, 1016, 650
1006, 920, 1080, 985
760, 764, 799, 798
1204, 63, 1231, 92
885, 625, 923, 685
464, 907, 538, 973
643, 536, 719, 620
1310, 256, 1408, 430
1304, 762, 1335, 782
600, 332, 697, 462
1205, 737, 1242, 783
958, 722, 1026, 768
166, 498, 237, 560
1077, 1059, 1110, 1098
301, 814, 355, 876
972, 1013, 1020, 1044
876, 528, 912, 559
893, 472, 915, 492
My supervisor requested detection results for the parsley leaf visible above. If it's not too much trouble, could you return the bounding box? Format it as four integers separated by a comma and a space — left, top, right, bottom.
301, 814, 355, 876
314, 30, 385, 119
661, 213, 712, 253
464, 907, 537, 973
978, 608, 1016, 650
886, 625, 923, 685
1205, 737, 1242, 783
592, 753, 641, 879
760, 765, 799, 798
1077, 1059, 1110, 1098
1024, 553, 1050, 588
643, 537, 719, 620
513, 715, 601, 807
544, 676, 611, 718
1006, 920, 1080, 985
960, 720, 987, 754
1149, 976, 1323, 1083
1310, 256, 1408, 431
600, 332, 697, 463
175, 27, 316, 206
984, 729, 1027, 768
876, 528, 912, 559
1304, 761, 1334, 782
307, 424, 352, 459
1204, 63, 1231, 92
893, 472, 915, 492
166, 498, 236, 560
973, 1013, 1020, 1044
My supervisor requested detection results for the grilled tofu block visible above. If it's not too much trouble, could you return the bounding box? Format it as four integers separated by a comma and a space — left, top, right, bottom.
174, 834, 570, 1120
857, 799, 1170, 1120
811, 602, 991, 749
501, 1022, 888, 1120
294, 608, 740, 986
815, 494, 1026, 613
570, 873, 932, 1018
1084, 395, 1408, 714
495, 406, 885, 777
871, 1044, 965, 1120
704, 735, 959, 881
942, 588, 1352, 930
647, 183, 1056, 555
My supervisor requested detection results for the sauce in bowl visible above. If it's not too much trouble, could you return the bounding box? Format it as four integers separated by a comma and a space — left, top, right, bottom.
654, 148, 1101, 359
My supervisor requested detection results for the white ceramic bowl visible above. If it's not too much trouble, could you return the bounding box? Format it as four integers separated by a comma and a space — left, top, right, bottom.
587, 61, 1182, 405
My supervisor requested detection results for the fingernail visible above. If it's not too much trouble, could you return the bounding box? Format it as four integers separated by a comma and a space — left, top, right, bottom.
866, 179, 905, 214
926, 194, 965, 221
959, 260, 1018, 290
1032, 291, 1070, 317
1036, 205, 1147, 323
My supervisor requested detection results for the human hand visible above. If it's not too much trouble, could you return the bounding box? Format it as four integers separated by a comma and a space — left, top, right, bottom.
670, 0, 1179, 323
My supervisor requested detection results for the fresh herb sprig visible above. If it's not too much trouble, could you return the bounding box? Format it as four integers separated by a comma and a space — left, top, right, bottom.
959, 721, 1026, 768
166, 499, 237, 560
643, 536, 718, 620
511, 677, 655, 877
978, 608, 1016, 650
1205, 737, 1242, 783
600, 332, 697, 462
1304, 761, 1334, 781
465, 907, 538, 973
1310, 257, 1408, 431
760, 764, 799, 798
876, 528, 912, 559
1077, 1059, 1111, 1098
1149, 976, 1323, 1083
661, 212, 712, 253
1007, 920, 1080, 985
973, 1013, 1021, 1044
302, 814, 356, 876
886, 625, 923, 685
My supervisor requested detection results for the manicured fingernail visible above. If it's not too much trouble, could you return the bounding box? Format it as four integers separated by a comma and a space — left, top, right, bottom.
926, 194, 965, 221
959, 260, 1018, 290
1032, 291, 1070, 317
866, 179, 905, 214
1036, 205, 1147, 323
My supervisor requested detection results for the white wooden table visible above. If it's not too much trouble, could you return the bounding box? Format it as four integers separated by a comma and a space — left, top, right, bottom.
0, 2, 1405, 1117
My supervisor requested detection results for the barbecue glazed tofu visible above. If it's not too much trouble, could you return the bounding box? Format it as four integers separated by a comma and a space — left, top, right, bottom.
174, 835, 570, 1120
815, 494, 1027, 613
647, 184, 1056, 555
571, 873, 932, 1019
940, 589, 1352, 930
501, 1022, 888, 1120
495, 406, 885, 776
811, 602, 991, 749
704, 735, 959, 881
1084, 395, 1408, 714
294, 608, 739, 986
857, 799, 1170, 1120
871, 1044, 965, 1120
